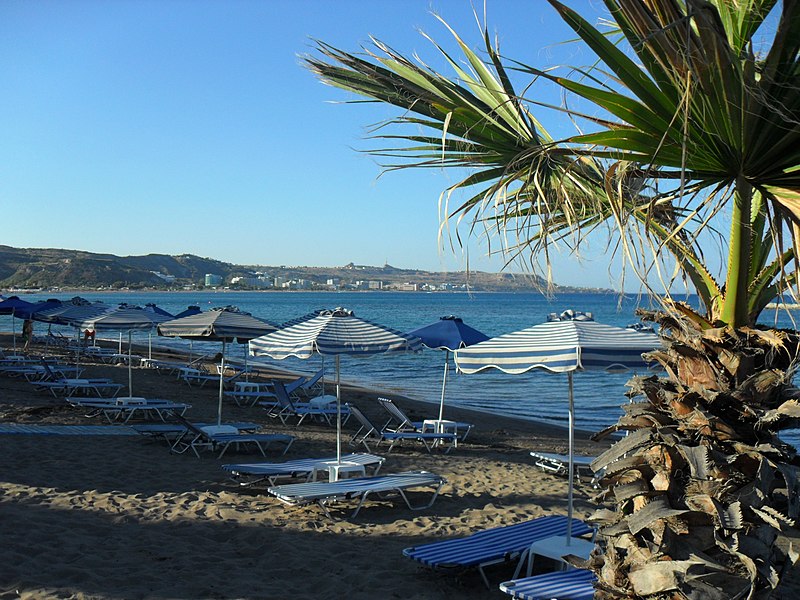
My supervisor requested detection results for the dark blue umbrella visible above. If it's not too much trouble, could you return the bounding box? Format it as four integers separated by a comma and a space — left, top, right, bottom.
0, 296, 37, 350
143, 303, 175, 318
408, 315, 489, 421
15, 299, 62, 320
174, 305, 202, 319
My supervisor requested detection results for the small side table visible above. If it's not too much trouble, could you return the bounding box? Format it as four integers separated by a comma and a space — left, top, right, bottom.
422, 419, 457, 434
308, 394, 337, 409
517, 535, 596, 578
313, 461, 366, 482
234, 382, 262, 393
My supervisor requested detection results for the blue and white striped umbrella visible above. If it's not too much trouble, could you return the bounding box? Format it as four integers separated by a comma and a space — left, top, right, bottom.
454, 318, 659, 375
454, 311, 660, 541
79, 306, 174, 397
249, 307, 423, 462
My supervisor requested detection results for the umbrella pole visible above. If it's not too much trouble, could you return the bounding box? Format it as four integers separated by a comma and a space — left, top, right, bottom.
128, 331, 133, 397
217, 341, 225, 426
148, 331, 152, 360
11, 308, 16, 352
118, 332, 122, 354
321, 356, 325, 395
567, 371, 575, 544
189, 340, 193, 365
438, 350, 449, 421
244, 342, 249, 382
336, 354, 341, 464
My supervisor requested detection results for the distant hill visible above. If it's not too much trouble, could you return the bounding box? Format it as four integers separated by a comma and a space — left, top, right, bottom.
0, 245, 607, 293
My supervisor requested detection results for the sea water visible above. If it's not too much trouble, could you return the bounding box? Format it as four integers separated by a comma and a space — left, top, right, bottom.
8, 290, 799, 447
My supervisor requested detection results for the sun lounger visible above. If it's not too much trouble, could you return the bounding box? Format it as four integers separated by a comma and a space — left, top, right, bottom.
81, 346, 120, 363
499, 568, 596, 600
181, 366, 246, 388
225, 376, 306, 408
293, 368, 325, 398
36, 378, 123, 398
402, 515, 594, 589
347, 403, 457, 453
267, 470, 446, 520
222, 452, 386, 486
132, 421, 260, 443
169, 414, 295, 459
252, 375, 309, 412
529, 452, 600, 486
269, 381, 350, 426
378, 397, 474, 441
68, 397, 191, 423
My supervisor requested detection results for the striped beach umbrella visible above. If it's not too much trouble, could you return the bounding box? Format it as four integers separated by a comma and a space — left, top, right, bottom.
79, 306, 174, 397
249, 307, 423, 463
454, 310, 660, 541
408, 315, 489, 421
158, 307, 278, 425
32, 298, 110, 326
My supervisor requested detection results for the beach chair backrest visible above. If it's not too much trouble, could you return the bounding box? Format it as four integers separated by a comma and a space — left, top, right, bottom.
273, 382, 297, 411
377, 397, 412, 429
283, 376, 307, 395
40, 358, 60, 381
171, 413, 209, 439
345, 404, 378, 437
300, 369, 323, 393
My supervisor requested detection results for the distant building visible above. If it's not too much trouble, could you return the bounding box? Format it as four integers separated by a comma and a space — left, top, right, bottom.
274, 276, 287, 288
205, 273, 223, 287
368, 280, 383, 290
230, 276, 270, 288
397, 283, 418, 291
327, 278, 340, 286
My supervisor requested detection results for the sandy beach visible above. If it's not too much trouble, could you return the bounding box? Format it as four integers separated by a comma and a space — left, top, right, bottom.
1, 337, 797, 599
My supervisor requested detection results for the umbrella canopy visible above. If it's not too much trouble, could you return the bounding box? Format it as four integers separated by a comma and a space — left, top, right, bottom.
0, 296, 38, 350
408, 315, 489, 420
174, 305, 202, 319
0, 296, 36, 315
454, 310, 660, 541
455, 314, 658, 375
143, 303, 174, 318
158, 307, 278, 424
14, 299, 62, 320
158, 306, 275, 341
408, 315, 489, 351
249, 307, 423, 463
32, 298, 110, 326
79, 306, 174, 396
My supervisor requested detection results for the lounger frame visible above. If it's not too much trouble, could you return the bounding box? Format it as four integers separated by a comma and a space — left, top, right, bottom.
347, 404, 457, 453
169, 414, 294, 458
267, 470, 446, 520
222, 452, 386, 486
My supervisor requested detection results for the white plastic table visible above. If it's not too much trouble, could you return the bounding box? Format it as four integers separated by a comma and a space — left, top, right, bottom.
422, 419, 457, 434
311, 460, 366, 482
518, 535, 596, 577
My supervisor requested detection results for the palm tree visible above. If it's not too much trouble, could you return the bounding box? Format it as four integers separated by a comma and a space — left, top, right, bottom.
306, 1, 800, 597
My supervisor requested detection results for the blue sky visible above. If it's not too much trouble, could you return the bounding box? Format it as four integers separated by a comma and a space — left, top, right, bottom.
1, 1, 646, 289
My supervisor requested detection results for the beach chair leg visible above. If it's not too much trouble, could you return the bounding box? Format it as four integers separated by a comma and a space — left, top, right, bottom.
218, 442, 232, 459
348, 492, 371, 520
396, 480, 444, 512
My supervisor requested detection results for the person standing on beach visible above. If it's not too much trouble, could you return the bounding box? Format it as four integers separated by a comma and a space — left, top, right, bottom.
22, 319, 33, 350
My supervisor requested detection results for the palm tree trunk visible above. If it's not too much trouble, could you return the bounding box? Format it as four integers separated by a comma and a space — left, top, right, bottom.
589, 308, 800, 599
721, 179, 754, 328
